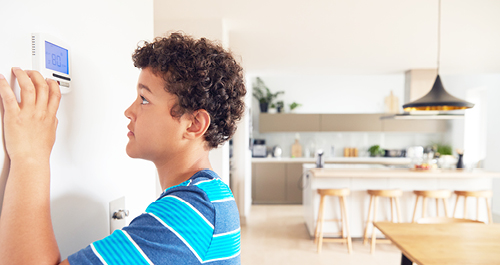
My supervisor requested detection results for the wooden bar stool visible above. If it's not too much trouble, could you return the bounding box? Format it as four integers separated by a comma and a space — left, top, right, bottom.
314, 188, 352, 254
452, 190, 493, 224
362, 189, 402, 254
412, 190, 451, 222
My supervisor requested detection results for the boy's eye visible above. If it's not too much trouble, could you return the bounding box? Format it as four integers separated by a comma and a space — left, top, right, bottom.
140, 96, 150, 105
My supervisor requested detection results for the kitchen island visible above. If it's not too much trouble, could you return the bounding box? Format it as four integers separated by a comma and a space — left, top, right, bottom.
303, 164, 500, 238
251, 157, 411, 204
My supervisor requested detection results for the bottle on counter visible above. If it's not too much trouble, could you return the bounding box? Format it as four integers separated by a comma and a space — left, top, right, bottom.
304, 146, 310, 158
343, 147, 359, 157
344, 147, 350, 157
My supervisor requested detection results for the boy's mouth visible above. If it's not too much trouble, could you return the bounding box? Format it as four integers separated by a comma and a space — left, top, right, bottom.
127, 125, 134, 137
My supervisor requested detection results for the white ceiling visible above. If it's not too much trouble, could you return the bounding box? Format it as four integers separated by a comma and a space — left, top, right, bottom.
154, 0, 500, 75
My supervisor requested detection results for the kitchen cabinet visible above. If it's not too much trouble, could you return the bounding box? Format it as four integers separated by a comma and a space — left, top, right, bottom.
320, 114, 383, 131
259, 113, 448, 133
252, 162, 303, 204
259, 113, 320, 132
381, 119, 448, 132
285, 163, 303, 204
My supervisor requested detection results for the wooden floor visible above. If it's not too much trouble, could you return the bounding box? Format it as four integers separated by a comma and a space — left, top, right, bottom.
241, 205, 402, 265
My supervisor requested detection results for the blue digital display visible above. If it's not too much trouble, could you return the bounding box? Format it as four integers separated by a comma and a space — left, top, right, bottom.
45, 41, 68, 74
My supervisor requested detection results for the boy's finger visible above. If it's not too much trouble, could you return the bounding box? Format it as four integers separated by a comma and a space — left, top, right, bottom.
26, 70, 50, 110
47, 78, 61, 116
0, 74, 21, 113
12, 68, 36, 109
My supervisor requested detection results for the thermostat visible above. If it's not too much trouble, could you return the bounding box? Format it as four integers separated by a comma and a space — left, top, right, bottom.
31, 33, 71, 94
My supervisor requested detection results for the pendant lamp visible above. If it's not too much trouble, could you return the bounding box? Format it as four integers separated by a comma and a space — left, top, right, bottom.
403, 0, 474, 112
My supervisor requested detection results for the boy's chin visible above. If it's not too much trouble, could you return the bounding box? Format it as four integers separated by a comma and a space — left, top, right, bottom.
125, 145, 141, 159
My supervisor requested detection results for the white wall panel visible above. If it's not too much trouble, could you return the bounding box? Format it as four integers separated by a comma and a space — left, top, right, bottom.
0, 0, 154, 259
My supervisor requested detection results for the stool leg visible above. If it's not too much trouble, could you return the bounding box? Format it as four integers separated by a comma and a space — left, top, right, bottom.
436, 198, 439, 217
363, 195, 374, 245
317, 195, 326, 253
339, 196, 345, 239
315, 195, 325, 245
371, 196, 379, 254
453, 195, 460, 218
340, 196, 352, 254
443, 198, 449, 218
412, 196, 420, 223
395, 197, 402, 223
463, 196, 468, 219
486, 198, 493, 224
422, 197, 427, 218
476, 197, 480, 221
390, 197, 395, 223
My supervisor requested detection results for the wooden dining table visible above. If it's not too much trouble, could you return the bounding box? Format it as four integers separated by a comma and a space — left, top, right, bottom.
373, 222, 500, 265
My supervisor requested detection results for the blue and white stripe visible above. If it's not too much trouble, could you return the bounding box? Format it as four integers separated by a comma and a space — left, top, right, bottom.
146, 195, 215, 261
195, 178, 235, 202
91, 230, 153, 265
204, 228, 241, 262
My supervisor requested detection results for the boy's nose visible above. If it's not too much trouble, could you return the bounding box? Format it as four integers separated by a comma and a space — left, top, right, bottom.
124, 104, 134, 120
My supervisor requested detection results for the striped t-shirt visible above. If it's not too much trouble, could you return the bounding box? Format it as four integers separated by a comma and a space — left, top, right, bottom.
68, 170, 241, 264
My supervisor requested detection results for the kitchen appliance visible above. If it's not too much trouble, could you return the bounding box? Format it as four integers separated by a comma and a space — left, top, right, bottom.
406, 146, 424, 159
316, 150, 324, 168
384, 149, 406, 157
272, 145, 282, 158
252, 139, 267, 157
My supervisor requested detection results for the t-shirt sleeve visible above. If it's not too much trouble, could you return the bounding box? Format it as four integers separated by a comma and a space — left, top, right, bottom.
67, 188, 215, 265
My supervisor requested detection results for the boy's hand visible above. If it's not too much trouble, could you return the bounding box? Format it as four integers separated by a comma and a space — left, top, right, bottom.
0, 68, 61, 161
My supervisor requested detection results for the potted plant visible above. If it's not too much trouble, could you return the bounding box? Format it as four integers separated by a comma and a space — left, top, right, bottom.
433, 143, 456, 168
435, 144, 452, 157
252, 77, 284, 113
368, 145, 385, 157
276, 101, 284, 113
268, 103, 277, 114
289, 102, 302, 113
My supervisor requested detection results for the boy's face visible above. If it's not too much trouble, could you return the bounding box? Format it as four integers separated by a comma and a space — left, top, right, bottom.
124, 67, 188, 162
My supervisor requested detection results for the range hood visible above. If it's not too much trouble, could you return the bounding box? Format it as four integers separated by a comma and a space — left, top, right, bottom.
382, 69, 472, 120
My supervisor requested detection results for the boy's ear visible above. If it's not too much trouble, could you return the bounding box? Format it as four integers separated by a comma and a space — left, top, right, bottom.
184, 109, 211, 140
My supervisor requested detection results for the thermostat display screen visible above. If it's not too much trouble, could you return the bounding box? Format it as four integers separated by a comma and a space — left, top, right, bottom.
45, 41, 68, 74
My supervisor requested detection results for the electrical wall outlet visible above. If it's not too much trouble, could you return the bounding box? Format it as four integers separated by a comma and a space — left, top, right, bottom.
109, 196, 127, 234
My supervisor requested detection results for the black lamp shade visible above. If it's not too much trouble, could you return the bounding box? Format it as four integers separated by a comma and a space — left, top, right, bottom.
403, 75, 475, 111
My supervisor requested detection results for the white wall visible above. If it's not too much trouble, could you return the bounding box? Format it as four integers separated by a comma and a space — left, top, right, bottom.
249, 73, 406, 135
487, 85, 500, 215
154, 18, 225, 44
446, 74, 500, 215
232, 78, 253, 222
0, 0, 155, 259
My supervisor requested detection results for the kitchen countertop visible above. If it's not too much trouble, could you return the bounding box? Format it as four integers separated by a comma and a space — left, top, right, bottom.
308, 167, 500, 178
252, 157, 412, 165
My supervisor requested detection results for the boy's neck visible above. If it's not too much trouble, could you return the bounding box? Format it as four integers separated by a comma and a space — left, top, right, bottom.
155, 148, 212, 191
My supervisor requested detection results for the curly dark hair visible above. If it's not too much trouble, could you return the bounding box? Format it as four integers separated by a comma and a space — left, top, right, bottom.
132, 33, 246, 149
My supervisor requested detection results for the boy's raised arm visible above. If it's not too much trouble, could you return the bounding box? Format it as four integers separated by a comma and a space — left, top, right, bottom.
0, 68, 67, 265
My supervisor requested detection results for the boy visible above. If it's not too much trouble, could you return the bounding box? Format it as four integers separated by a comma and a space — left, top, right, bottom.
0, 32, 246, 264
